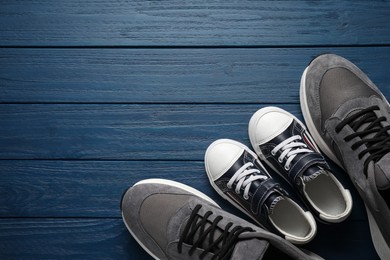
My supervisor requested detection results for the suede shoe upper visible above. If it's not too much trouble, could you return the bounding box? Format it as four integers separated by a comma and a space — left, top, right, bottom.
300, 53, 390, 259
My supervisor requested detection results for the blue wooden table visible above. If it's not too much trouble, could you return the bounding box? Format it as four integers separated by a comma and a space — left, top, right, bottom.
1, 1, 389, 259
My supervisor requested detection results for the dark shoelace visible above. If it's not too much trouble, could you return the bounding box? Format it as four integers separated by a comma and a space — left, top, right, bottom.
335, 105, 390, 175
178, 204, 254, 260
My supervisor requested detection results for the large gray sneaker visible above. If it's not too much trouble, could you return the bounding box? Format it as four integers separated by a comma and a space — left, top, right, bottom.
121, 179, 323, 260
300, 53, 390, 259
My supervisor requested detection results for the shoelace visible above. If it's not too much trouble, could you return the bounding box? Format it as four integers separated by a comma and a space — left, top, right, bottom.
271, 135, 313, 170
335, 105, 390, 175
178, 204, 254, 260
227, 162, 268, 200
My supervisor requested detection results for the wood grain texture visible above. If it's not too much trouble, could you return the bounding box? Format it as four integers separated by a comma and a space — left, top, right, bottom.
0, 218, 379, 259
0, 160, 364, 220
0, 0, 389, 46
0, 218, 148, 259
2, 102, 390, 161
1, 0, 389, 259
0, 104, 303, 160
0, 160, 209, 217
1, 47, 389, 103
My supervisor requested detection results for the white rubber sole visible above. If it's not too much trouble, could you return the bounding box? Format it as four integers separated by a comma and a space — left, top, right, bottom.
121, 178, 220, 260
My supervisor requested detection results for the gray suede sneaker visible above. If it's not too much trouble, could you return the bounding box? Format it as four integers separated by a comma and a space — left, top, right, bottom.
300, 53, 390, 259
121, 179, 323, 260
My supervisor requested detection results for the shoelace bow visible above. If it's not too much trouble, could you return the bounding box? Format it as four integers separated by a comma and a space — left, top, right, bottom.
178, 204, 254, 260
335, 105, 390, 175
227, 162, 268, 200
271, 135, 313, 170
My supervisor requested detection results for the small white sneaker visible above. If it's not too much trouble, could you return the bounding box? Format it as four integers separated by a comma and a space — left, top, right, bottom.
248, 106, 353, 223
205, 138, 316, 244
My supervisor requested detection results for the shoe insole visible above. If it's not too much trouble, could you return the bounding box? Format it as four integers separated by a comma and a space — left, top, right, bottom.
270, 199, 311, 238
305, 174, 346, 215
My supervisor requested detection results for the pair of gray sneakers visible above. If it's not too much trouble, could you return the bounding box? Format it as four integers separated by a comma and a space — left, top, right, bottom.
301, 54, 390, 260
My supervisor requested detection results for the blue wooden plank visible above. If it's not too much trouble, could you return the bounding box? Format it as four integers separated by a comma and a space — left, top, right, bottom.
0, 104, 303, 160
2, 103, 390, 161
1, 47, 389, 103
0, 1, 389, 46
0, 160, 208, 218
0, 218, 148, 259
0, 160, 365, 221
0, 218, 378, 259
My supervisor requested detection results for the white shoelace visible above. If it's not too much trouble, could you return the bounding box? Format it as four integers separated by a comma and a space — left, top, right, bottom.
227, 162, 268, 200
271, 135, 313, 170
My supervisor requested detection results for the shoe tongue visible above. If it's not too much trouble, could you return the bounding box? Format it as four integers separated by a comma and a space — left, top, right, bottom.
302, 165, 324, 183
231, 237, 269, 259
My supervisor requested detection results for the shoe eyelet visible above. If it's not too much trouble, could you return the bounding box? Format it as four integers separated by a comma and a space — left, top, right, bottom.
278, 158, 283, 163
243, 195, 249, 200
284, 165, 290, 171
271, 151, 276, 156
227, 184, 232, 189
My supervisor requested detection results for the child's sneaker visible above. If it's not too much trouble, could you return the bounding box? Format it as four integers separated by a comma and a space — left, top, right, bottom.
248, 106, 352, 223
205, 139, 316, 244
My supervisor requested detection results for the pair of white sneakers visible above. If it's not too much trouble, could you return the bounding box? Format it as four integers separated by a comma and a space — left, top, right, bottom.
205, 106, 353, 244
